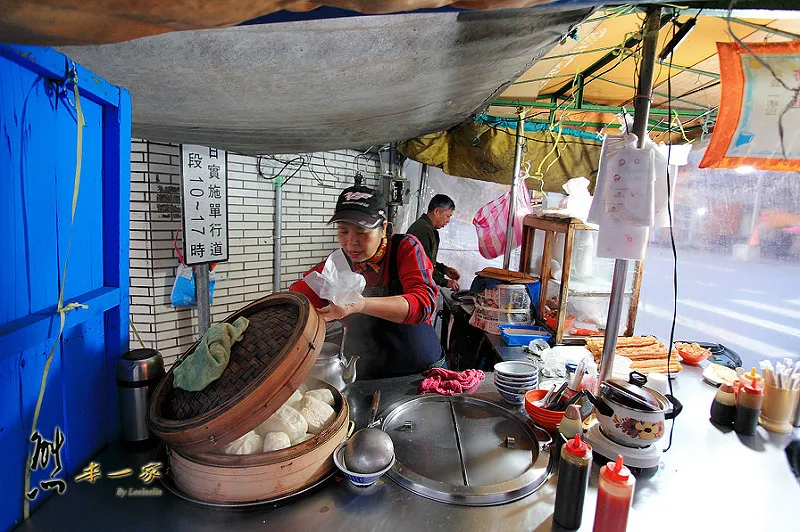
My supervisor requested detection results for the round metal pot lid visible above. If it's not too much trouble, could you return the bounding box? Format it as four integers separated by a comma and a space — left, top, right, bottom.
381, 395, 553, 506
602, 379, 668, 412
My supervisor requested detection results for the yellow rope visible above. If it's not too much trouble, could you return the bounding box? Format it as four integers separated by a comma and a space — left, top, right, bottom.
671, 109, 693, 144
528, 72, 580, 191
23, 72, 86, 519
130, 320, 147, 349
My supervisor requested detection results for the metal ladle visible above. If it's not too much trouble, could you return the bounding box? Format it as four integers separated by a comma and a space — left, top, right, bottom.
344, 391, 395, 474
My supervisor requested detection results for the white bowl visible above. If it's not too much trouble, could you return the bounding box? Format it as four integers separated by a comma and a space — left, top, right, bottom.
333, 442, 395, 487
495, 373, 539, 386
496, 387, 526, 405
494, 361, 539, 379
494, 377, 538, 395
494, 373, 538, 386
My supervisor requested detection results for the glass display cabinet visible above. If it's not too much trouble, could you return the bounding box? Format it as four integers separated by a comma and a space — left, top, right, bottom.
517, 213, 644, 344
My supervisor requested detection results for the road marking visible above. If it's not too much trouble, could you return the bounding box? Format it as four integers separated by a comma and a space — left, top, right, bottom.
640, 303, 797, 359
738, 288, 766, 295
694, 263, 735, 273
679, 299, 800, 338
730, 300, 800, 320
694, 281, 717, 287
647, 255, 735, 272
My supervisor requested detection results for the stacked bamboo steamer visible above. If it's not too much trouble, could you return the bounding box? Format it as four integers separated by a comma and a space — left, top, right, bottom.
147, 292, 350, 504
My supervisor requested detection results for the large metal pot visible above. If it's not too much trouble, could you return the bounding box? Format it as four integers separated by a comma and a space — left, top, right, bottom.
585, 372, 682, 447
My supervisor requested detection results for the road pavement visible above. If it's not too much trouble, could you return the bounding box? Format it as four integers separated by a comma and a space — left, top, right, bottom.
636, 245, 800, 370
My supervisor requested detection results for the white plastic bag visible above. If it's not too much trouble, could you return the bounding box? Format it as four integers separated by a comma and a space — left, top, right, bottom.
588, 134, 655, 228
596, 225, 650, 260
557, 176, 594, 222
652, 143, 691, 227
303, 249, 366, 306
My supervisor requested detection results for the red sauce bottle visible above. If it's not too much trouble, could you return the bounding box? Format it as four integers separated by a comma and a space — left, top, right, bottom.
592, 454, 635, 532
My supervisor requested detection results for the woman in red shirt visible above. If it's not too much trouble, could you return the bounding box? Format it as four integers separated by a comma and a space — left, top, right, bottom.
290, 186, 445, 379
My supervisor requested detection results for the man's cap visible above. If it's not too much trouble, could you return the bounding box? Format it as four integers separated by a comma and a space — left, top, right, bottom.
328, 186, 387, 229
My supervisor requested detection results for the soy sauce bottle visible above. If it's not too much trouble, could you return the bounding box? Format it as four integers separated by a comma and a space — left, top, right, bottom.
734, 379, 763, 436
553, 433, 592, 529
710, 382, 737, 426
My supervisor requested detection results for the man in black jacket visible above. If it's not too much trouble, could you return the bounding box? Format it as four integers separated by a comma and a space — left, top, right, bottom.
406, 194, 461, 291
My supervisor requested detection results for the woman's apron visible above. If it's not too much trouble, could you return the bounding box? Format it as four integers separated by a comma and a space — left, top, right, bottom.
344, 235, 445, 380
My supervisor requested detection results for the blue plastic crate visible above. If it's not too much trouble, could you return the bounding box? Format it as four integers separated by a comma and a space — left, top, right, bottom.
498, 324, 552, 346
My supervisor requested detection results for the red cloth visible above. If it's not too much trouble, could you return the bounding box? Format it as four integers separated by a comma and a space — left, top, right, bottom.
290, 235, 438, 325
417, 368, 485, 396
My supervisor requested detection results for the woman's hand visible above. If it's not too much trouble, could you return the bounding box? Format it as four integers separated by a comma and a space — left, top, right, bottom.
318, 299, 366, 322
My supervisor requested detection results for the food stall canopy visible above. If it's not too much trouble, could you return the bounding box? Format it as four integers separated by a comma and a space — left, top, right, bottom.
491, 8, 800, 141
1, 2, 795, 157
400, 7, 800, 190
399, 120, 602, 192
47, 7, 591, 155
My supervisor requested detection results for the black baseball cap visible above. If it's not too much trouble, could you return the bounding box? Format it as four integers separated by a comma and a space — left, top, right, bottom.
328, 186, 387, 229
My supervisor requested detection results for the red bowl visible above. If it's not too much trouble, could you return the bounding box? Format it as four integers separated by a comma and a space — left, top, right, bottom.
674, 343, 711, 366
524, 389, 566, 431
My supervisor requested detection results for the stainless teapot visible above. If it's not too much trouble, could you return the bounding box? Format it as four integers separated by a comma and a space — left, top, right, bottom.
309, 323, 358, 391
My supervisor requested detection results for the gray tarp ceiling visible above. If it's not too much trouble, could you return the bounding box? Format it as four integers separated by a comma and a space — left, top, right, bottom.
58, 8, 591, 155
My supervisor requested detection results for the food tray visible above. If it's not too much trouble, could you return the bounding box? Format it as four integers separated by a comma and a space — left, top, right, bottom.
499, 325, 552, 346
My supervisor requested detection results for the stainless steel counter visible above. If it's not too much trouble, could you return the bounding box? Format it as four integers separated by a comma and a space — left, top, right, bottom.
483, 331, 530, 363
17, 367, 799, 531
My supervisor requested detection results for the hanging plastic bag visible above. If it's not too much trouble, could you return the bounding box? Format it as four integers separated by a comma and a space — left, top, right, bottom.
588, 133, 655, 228
472, 179, 532, 259
303, 248, 366, 306
170, 229, 216, 308
557, 176, 594, 222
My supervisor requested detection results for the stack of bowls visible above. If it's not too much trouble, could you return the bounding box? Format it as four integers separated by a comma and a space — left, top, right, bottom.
493, 361, 540, 405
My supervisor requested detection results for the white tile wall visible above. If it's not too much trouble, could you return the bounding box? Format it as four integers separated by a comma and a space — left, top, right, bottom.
129, 140, 380, 367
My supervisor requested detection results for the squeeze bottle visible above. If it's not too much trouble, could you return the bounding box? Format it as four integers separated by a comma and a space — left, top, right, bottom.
592, 454, 635, 532
554, 433, 592, 529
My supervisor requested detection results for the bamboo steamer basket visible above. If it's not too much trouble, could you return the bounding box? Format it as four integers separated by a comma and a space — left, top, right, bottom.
147, 292, 350, 504
169, 378, 349, 504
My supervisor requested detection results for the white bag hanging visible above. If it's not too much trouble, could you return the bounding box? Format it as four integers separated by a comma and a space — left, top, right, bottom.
589, 134, 655, 228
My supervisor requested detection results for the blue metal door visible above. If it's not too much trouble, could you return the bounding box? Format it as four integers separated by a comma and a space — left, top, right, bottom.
0, 45, 131, 529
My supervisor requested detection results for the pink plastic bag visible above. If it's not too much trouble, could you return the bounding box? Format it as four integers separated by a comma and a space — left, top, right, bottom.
472, 180, 532, 259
